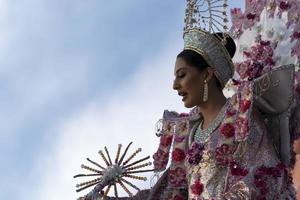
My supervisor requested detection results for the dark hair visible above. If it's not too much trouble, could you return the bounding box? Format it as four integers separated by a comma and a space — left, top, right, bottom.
177, 33, 236, 71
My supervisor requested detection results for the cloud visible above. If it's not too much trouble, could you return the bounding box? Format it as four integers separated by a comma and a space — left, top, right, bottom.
0, 0, 245, 199
26, 34, 187, 199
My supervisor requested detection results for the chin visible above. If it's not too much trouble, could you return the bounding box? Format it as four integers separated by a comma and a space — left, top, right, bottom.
183, 101, 195, 108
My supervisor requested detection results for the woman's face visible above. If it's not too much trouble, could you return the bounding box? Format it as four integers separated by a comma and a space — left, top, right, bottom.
173, 57, 207, 108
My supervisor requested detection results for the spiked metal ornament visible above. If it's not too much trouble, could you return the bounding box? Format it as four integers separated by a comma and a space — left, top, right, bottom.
74, 142, 154, 200
184, 0, 229, 34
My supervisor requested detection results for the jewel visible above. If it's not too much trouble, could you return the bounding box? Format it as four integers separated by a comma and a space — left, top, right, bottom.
194, 101, 229, 143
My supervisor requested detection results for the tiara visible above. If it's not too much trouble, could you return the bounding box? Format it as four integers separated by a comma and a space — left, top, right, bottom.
183, 0, 234, 87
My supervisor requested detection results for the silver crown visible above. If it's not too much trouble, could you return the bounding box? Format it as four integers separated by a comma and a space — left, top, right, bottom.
184, 0, 229, 36
183, 0, 234, 87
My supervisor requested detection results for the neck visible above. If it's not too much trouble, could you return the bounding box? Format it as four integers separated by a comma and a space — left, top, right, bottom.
198, 91, 226, 129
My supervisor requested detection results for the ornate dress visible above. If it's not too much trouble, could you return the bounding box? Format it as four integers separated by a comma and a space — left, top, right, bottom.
75, 1, 300, 199
150, 66, 299, 200
105, 72, 300, 199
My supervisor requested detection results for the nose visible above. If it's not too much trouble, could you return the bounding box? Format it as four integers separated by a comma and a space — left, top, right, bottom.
173, 79, 179, 90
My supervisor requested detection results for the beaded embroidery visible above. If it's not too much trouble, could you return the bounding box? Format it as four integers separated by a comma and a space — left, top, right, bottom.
194, 100, 230, 144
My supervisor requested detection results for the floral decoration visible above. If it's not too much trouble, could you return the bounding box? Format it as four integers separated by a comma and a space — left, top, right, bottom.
215, 144, 234, 166
153, 148, 169, 171
253, 163, 287, 198
236, 40, 275, 81
172, 148, 186, 163
168, 167, 188, 187
229, 161, 249, 177
190, 180, 204, 196
160, 134, 173, 147
186, 142, 205, 165
231, 0, 300, 81
220, 123, 235, 138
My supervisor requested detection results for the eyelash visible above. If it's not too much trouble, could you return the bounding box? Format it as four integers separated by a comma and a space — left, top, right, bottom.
178, 74, 185, 78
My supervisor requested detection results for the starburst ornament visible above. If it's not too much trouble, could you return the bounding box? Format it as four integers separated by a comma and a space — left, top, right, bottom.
184, 0, 229, 38
74, 142, 154, 200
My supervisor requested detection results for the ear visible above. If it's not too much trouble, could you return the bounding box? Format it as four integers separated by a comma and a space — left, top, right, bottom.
205, 67, 215, 82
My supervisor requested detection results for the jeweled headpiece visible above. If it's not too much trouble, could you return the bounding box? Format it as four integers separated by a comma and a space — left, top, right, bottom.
183, 0, 234, 87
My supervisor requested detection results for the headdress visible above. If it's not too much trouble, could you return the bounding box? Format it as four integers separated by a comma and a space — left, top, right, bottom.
183, 0, 234, 87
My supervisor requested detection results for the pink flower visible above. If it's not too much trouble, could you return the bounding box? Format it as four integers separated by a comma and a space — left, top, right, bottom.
242, 0, 267, 29
230, 8, 244, 36
236, 40, 275, 81
215, 144, 234, 166
190, 180, 204, 195
220, 123, 235, 138
235, 117, 249, 138
172, 148, 186, 162
168, 167, 187, 187
187, 142, 205, 165
236, 60, 251, 80
153, 149, 169, 170
160, 135, 173, 147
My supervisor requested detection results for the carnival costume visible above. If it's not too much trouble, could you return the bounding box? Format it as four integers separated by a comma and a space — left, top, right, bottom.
75, 0, 300, 199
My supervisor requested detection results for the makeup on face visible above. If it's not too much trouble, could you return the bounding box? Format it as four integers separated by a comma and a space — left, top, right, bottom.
173, 58, 206, 108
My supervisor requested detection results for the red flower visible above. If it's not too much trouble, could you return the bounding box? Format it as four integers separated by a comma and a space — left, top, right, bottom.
168, 167, 187, 187
160, 135, 173, 147
220, 123, 235, 138
190, 180, 203, 195
173, 195, 185, 200
230, 161, 249, 176
172, 148, 186, 162
240, 100, 251, 112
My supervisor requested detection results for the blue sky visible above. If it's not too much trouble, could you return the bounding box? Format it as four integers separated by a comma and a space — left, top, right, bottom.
1, 1, 244, 199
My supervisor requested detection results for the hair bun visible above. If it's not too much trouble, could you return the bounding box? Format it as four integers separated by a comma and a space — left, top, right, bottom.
213, 32, 236, 58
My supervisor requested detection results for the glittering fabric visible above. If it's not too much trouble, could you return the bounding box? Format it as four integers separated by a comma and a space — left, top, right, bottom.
130, 101, 296, 200
103, 67, 299, 200
184, 29, 234, 88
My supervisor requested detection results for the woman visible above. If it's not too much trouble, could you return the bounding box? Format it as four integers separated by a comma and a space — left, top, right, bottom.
86, 31, 298, 200
149, 30, 298, 199
79, 0, 300, 198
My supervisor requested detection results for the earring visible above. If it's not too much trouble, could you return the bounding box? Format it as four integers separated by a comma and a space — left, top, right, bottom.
203, 80, 208, 102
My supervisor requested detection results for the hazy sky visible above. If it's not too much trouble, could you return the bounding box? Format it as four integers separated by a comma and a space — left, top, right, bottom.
0, 1, 244, 199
